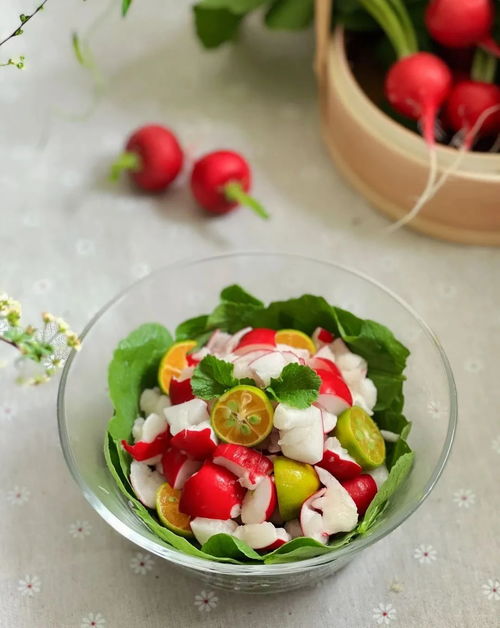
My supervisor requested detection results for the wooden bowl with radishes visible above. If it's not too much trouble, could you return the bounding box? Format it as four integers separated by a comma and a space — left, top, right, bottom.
315, 0, 500, 245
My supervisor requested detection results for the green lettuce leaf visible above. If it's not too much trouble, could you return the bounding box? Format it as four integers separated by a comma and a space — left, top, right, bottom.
201, 533, 262, 561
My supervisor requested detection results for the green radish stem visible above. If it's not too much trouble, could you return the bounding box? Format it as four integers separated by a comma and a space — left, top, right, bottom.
109, 151, 142, 181
358, 0, 418, 58
224, 181, 269, 220
386, 0, 418, 54
471, 47, 497, 83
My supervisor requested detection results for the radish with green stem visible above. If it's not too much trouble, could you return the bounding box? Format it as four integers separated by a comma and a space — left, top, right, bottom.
190, 150, 269, 219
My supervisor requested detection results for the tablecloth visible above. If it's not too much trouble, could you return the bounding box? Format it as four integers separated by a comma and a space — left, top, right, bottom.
1, 1, 499, 626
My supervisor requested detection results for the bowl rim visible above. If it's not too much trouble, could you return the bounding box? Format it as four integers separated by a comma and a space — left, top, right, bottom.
57, 251, 457, 574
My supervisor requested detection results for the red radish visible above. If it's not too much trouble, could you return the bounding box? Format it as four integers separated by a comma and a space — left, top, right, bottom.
170, 422, 217, 460
161, 447, 202, 490
235, 522, 289, 550
235, 328, 276, 349
179, 462, 245, 519
169, 377, 195, 405
190, 517, 238, 546
185, 352, 200, 367
309, 356, 342, 379
260, 528, 291, 551
110, 125, 183, 191
320, 408, 337, 434
318, 437, 362, 481
212, 444, 273, 489
129, 460, 165, 508
425, 0, 500, 55
444, 80, 500, 147
241, 476, 277, 524
121, 430, 169, 462
385, 53, 453, 146
164, 398, 209, 436
313, 327, 335, 346
341, 474, 378, 516
190, 150, 268, 218
315, 368, 353, 406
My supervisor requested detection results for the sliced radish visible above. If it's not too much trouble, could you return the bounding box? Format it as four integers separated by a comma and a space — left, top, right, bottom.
190, 517, 238, 546
315, 368, 352, 405
313, 466, 359, 533
273, 403, 320, 430
232, 349, 271, 379
129, 460, 165, 508
235, 522, 280, 550
241, 476, 277, 524
212, 444, 273, 489
207, 329, 233, 355
233, 343, 278, 357
169, 377, 195, 405
179, 462, 245, 519
275, 344, 310, 361
320, 408, 337, 433
121, 414, 170, 462
313, 345, 337, 364
170, 421, 217, 459
300, 489, 330, 544
317, 393, 351, 416
164, 398, 209, 436
312, 327, 335, 348
340, 474, 378, 516
368, 464, 389, 489
274, 404, 324, 465
249, 351, 288, 386
225, 326, 253, 354
140, 387, 171, 417
331, 338, 350, 358
235, 328, 276, 350
141, 413, 168, 442
161, 447, 202, 489
285, 518, 303, 539
317, 436, 362, 481
189, 346, 210, 364
261, 528, 291, 551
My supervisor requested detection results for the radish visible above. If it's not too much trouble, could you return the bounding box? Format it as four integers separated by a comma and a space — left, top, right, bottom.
161, 447, 202, 490
190, 517, 238, 546
212, 444, 273, 489
163, 398, 210, 436
129, 460, 165, 508
169, 377, 195, 405
425, 0, 500, 56
170, 421, 218, 460
190, 150, 269, 219
340, 474, 378, 517
139, 387, 171, 417
235, 328, 276, 349
241, 476, 277, 524
109, 124, 183, 191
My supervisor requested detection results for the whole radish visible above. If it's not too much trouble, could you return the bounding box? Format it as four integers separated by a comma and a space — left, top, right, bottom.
190, 150, 269, 219
425, 0, 500, 56
385, 53, 453, 146
110, 124, 183, 192
444, 80, 500, 147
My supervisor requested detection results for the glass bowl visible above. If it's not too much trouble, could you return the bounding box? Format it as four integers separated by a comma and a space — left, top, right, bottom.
57, 253, 457, 593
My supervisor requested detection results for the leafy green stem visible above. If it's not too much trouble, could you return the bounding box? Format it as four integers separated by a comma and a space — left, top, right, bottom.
224, 181, 269, 219
0, 0, 48, 48
471, 47, 497, 83
357, 0, 416, 58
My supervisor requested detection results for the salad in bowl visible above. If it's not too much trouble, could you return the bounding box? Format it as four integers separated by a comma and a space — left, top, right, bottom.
105, 284, 414, 565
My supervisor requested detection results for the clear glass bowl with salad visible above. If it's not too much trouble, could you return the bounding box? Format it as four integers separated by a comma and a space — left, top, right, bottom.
57, 253, 456, 592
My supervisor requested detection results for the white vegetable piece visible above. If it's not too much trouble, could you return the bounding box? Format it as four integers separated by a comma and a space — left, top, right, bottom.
321, 408, 337, 433
231, 350, 270, 379
207, 329, 233, 355
141, 413, 168, 443
140, 387, 171, 417
275, 344, 310, 361
368, 465, 389, 489
132, 417, 145, 442
313, 345, 337, 364
249, 351, 288, 386
190, 518, 238, 546
225, 327, 253, 354
164, 399, 210, 436
235, 522, 289, 550
129, 460, 164, 509
274, 404, 324, 464
314, 466, 359, 534
331, 338, 350, 358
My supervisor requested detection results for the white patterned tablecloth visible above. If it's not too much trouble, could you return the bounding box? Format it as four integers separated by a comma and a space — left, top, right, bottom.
1, 2, 499, 627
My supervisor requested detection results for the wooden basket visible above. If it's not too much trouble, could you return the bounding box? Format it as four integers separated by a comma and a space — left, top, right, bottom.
314, 0, 500, 246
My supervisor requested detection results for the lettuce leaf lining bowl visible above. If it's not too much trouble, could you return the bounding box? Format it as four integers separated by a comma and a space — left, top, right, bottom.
57, 252, 457, 593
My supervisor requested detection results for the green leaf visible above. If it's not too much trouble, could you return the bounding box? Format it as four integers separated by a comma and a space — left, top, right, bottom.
358, 452, 415, 534
266, 363, 321, 409
196, 0, 267, 13
201, 533, 262, 561
72, 32, 85, 66
220, 284, 264, 307
207, 301, 263, 333
121, 0, 133, 17
193, 5, 243, 48
265, 0, 314, 29
107, 323, 173, 441
263, 531, 356, 563
191, 355, 238, 400
175, 314, 209, 342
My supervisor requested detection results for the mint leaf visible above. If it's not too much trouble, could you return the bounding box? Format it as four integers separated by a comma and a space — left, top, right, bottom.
191, 355, 238, 400
358, 452, 415, 534
108, 323, 173, 441
193, 5, 243, 48
266, 363, 321, 409
220, 284, 264, 307
265, 0, 314, 29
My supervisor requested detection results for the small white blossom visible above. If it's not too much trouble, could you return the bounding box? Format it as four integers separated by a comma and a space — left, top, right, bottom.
413, 545, 437, 564
81, 612, 106, 628
7, 486, 30, 506
481, 579, 500, 601
130, 552, 154, 575
194, 590, 218, 612
69, 520, 92, 539
372, 603, 396, 624
453, 489, 475, 508
17, 575, 41, 597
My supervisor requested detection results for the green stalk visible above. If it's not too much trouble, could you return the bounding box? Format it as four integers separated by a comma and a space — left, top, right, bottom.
109, 151, 141, 181
224, 182, 269, 220
471, 47, 497, 83
386, 0, 418, 54
358, 0, 415, 59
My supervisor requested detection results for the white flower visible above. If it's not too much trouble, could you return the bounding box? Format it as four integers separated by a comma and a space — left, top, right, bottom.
414, 545, 437, 564
81, 612, 106, 627
130, 552, 154, 575
76, 239, 96, 256
0, 401, 16, 421
69, 520, 92, 539
194, 590, 218, 612
7, 486, 30, 506
453, 489, 475, 508
492, 437, 500, 455
32, 278, 52, 295
464, 358, 483, 373
131, 263, 151, 280
481, 579, 500, 601
427, 400, 442, 418
372, 603, 396, 624
17, 575, 41, 597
